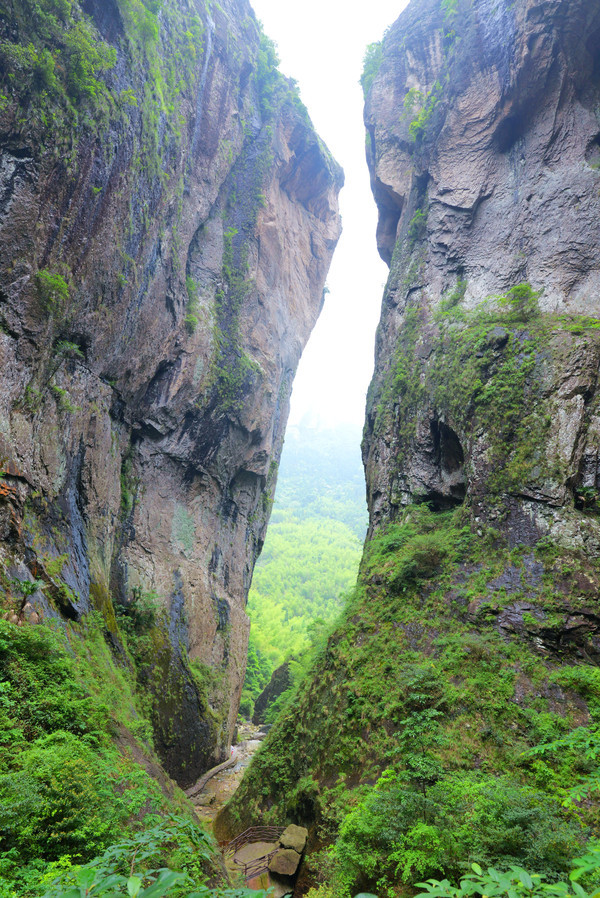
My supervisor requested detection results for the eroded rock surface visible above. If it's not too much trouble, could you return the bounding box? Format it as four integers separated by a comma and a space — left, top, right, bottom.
220, 0, 600, 852
252, 661, 291, 724
0, 0, 341, 784
363, 0, 600, 547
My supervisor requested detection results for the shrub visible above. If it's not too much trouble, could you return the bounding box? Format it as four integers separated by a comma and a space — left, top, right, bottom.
37, 815, 267, 897
360, 41, 383, 97
498, 284, 542, 321
35, 269, 70, 312
0, 732, 123, 861
331, 771, 583, 896
256, 31, 281, 118
407, 208, 428, 247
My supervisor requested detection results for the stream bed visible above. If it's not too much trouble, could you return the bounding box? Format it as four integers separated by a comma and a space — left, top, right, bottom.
191, 722, 266, 829
189, 724, 293, 897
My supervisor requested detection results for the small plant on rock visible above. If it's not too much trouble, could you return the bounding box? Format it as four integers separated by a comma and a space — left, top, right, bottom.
498, 283, 542, 321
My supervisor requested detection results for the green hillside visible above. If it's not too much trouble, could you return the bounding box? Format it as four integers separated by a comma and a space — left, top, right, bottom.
242, 422, 367, 715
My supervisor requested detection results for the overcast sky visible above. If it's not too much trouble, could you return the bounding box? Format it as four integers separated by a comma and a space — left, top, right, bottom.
251, 0, 408, 428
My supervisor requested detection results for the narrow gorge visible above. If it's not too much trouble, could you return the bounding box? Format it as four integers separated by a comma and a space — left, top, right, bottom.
221, 0, 600, 895
0, 0, 342, 893
3, 0, 600, 896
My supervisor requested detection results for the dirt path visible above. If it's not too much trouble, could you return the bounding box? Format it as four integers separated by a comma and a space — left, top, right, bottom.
190, 726, 293, 897
191, 722, 266, 829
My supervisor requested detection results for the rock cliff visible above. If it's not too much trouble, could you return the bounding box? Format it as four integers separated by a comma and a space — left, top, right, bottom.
363, 0, 600, 540
0, 0, 342, 785
221, 1, 600, 889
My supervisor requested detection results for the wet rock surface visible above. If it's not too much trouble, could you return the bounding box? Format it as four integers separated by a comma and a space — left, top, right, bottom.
0, 0, 341, 785
363, 0, 600, 552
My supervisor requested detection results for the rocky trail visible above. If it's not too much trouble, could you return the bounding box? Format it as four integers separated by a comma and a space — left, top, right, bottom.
186, 723, 306, 896
188, 722, 267, 828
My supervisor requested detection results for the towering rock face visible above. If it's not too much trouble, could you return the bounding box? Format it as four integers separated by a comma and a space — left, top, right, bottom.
0, 0, 342, 784
221, 0, 600, 883
363, 0, 600, 541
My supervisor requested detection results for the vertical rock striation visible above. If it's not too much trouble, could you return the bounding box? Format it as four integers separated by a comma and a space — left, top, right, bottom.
0, 0, 342, 784
363, 0, 600, 544
221, 1, 600, 876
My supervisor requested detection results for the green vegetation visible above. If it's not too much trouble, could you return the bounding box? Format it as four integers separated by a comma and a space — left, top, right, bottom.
225, 502, 600, 896
0, 587, 256, 897
0, 616, 179, 895
210, 226, 262, 413
242, 423, 367, 717
416, 854, 600, 898
35, 270, 70, 313
247, 516, 362, 668
440, 0, 458, 20
498, 283, 543, 321
332, 772, 582, 893
38, 816, 266, 898
269, 423, 368, 539
255, 31, 281, 118
206, 28, 321, 414
184, 278, 200, 334
0, 0, 116, 134
407, 207, 428, 247
372, 283, 598, 497
361, 41, 383, 97
408, 80, 442, 142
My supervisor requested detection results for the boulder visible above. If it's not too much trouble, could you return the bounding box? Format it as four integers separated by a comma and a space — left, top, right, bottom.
268, 848, 301, 877
279, 824, 308, 853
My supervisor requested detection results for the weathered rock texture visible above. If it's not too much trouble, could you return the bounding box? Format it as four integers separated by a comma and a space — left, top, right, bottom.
0, 0, 341, 784
220, 0, 600, 866
252, 661, 291, 724
363, 0, 600, 542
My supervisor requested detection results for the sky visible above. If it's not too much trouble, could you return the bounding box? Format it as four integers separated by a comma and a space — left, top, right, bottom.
250, 0, 408, 428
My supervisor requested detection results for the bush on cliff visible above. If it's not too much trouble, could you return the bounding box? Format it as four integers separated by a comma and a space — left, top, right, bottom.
330, 771, 583, 896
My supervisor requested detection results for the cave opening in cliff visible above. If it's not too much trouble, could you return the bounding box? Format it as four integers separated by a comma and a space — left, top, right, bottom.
495, 113, 526, 154
427, 419, 467, 511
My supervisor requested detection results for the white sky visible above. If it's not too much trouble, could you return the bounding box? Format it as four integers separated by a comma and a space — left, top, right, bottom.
251, 0, 408, 428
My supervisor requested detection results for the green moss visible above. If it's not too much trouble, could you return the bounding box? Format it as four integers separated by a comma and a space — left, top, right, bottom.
120, 444, 138, 517
89, 581, 119, 635
372, 302, 425, 453
360, 41, 383, 98
373, 288, 599, 496
171, 504, 195, 557
206, 136, 275, 414
224, 504, 600, 885
184, 276, 199, 333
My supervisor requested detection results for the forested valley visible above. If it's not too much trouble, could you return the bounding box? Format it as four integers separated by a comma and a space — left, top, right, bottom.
242, 421, 367, 720
3, 0, 600, 897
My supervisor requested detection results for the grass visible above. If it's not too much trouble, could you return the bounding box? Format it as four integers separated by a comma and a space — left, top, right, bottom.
222, 503, 600, 893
